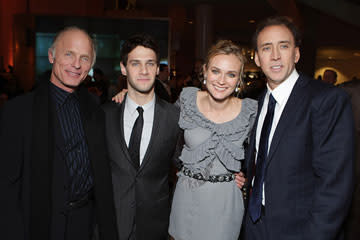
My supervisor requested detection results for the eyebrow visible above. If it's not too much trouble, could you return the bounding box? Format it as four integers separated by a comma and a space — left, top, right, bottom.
260, 40, 291, 48
210, 66, 239, 74
128, 59, 156, 63
65, 50, 90, 58
279, 40, 291, 44
80, 54, 90, 58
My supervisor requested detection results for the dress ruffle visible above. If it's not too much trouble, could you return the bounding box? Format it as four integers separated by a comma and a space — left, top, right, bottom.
178, 87, 257, 174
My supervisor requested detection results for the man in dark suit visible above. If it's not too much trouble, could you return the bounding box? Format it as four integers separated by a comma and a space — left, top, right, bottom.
243, 16, 354, 240
0, 27, 118, 240
340, 78, 360, 240
102, 34, 181, 240
154, 63, 172, 102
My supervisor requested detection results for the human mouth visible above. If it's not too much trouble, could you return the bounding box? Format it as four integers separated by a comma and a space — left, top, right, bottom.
270, 65, 282, 72
138, 78, 150, 82
213, 85, 227, 91
66, 70, 81, 77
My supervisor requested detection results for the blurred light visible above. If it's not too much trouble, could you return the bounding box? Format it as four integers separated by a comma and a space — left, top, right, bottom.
249, 19, 256, 24
160, 60, 168, 65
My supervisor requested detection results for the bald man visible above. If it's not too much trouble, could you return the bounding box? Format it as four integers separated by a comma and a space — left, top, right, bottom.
0, 27, 118, 240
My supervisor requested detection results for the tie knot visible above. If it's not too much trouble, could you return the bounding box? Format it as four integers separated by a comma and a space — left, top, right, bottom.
268, 94, 276, 108
137, 106, 144, 115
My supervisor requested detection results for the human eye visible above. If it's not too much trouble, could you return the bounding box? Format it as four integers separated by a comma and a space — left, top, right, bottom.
262, 46, 271, 52
211, 69, 219, 74
227, 73, 236, 78
65, 51, 72, 57
131, 62, 139, 67
280, 44, 289, 49
147, 62, 156, 67
81, 56, 90, 62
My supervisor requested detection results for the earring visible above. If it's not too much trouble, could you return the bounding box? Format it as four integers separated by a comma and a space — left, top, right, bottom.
235, 81, 240, 93
203, 77, 207, 85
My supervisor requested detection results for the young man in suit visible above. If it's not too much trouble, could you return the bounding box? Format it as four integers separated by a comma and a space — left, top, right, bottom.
243, 16, 355, 240
102, 34, 181, 240
0, 27, 118, 240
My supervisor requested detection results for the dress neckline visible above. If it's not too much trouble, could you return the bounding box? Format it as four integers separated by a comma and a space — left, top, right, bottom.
194, 89, 244, 126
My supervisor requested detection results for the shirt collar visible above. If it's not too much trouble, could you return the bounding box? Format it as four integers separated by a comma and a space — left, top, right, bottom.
125, 94, 155, 116
266, 69, 299, 106
50, 82, 79, 108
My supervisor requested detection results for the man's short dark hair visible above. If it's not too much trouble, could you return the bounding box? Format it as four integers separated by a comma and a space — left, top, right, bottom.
120, 33, 160, 66
252, 16, 302, 51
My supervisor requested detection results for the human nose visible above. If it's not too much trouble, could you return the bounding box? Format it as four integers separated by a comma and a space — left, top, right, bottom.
140, 64, 148, 75
218, 73, 226, 84
72, 57, 81, 69
271, 47, 280, 60
141, 65, 149, 75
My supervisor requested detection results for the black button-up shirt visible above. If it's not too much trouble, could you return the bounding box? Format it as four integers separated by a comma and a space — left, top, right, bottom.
50, 83, 93, 202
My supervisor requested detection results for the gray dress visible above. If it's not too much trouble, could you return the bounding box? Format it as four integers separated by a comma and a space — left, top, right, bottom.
169, 87, 257, 240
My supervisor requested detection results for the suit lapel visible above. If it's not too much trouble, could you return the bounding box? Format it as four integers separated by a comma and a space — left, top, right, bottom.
30, 80, 53, 239
266, 75, 309, 168
138, 96, 163, 173
112, 99, 136, 169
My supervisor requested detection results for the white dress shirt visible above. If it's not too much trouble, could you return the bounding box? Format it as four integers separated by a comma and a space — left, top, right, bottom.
255, 69, 299, 205
123, 95, 155, 165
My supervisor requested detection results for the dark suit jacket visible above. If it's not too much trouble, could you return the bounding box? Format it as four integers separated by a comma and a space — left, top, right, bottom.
103, 95, 181, 240
155, 79, 171, 102
244, 74, 355, 240
0, 81, 118, 240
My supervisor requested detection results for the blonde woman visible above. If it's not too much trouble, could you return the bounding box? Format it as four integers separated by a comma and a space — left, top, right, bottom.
169, 40, 257, 240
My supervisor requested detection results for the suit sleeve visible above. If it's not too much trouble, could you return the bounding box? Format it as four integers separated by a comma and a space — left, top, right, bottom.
0, 102, 25, 239
172, 129, 184, 169
306, 88, 355, 240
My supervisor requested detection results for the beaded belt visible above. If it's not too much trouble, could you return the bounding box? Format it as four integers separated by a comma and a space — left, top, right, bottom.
181, 166, 235, 183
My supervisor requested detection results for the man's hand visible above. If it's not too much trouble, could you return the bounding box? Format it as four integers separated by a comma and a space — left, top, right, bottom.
235, 171, 246, 189
112, 89, 128, 103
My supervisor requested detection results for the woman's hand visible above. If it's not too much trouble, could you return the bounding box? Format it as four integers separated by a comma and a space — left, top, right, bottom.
112, 89, 128, 103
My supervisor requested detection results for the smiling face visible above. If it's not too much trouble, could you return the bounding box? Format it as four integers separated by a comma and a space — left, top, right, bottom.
254, 24, 300, 89
204, 53, 242, 101
48, 29, 93, 92
120, 46, 159, 96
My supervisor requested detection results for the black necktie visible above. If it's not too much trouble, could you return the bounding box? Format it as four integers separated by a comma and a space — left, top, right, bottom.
249, 94, 276, 222
128, 106, 144, 170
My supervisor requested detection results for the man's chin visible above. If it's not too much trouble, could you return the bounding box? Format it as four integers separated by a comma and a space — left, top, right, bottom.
138, 88, 153, 94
